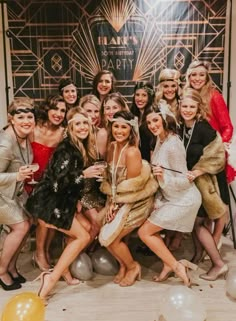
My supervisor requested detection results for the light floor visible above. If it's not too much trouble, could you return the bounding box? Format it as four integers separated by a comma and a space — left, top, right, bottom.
0, 233, 236, 321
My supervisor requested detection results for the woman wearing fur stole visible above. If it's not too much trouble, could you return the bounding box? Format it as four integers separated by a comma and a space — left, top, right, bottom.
98, 111, 158, 287
179, 88, 228, 281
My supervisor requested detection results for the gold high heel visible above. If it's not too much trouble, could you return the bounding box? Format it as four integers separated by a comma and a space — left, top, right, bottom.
174, 260, 198, 287
119, 262, 141, 287
199, 264, 228, 281
32, 252, 51, 272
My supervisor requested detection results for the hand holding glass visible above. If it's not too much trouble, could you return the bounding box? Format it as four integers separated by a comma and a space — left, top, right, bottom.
94, 161, 107, 182
27, 163, 40, 185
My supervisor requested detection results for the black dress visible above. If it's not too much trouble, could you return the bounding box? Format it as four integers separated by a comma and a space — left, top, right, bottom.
179, 120, 229, 217
25, 137, 85, 230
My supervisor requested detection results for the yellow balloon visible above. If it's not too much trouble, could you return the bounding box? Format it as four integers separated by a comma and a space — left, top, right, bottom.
1, 292, 45, 321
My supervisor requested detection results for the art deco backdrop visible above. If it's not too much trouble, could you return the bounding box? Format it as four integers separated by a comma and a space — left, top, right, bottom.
6, 0, 227, 102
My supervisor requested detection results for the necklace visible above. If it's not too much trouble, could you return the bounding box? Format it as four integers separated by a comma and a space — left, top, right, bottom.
12, 125, 27, 140
111, 142, 129, 204
183, 121, 196, 152
12, 126, 30, 164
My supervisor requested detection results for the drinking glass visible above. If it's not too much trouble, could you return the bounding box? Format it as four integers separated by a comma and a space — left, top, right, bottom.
27, 163, 40, 185
94, 160, 107, 182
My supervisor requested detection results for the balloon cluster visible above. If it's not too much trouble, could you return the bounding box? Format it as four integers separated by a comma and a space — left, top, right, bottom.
70, 247, 119, 280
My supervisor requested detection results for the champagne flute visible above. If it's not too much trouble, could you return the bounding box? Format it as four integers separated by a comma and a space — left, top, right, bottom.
27, 163, 40, 185
94, 160, 107, 182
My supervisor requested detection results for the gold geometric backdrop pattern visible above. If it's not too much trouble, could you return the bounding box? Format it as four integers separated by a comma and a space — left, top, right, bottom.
6, 0, 227, 101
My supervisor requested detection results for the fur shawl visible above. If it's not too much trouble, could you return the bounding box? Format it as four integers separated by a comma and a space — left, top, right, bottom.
100, 160, 158, 203
193, 134, 227, 219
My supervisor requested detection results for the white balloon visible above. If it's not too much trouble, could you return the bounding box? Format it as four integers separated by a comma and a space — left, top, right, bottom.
226, 268, 236, 299
160, 286, 206, 321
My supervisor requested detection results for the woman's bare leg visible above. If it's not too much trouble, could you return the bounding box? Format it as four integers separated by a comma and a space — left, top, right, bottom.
37, 216, 91, 300
0, 220, 30, 284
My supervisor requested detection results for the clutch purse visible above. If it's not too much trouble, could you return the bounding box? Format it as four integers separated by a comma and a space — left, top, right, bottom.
99, 203, 132, 247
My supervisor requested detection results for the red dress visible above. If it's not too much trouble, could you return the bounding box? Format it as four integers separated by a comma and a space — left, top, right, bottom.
25, 142, 55, 194
208, 89, 235, 183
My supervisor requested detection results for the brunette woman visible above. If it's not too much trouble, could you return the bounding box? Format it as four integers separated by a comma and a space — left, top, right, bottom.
138, 100, 201, 286
130, 81, 155, 162
92, 70, 116, 103
58, 78, 80, 110
98, 111, 157, 286
0, 98, 35, 290
26, 95, 67, 271
26, 107, 103, 302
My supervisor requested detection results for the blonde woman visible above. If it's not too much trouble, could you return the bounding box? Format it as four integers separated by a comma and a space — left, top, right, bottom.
155, 68, 182, 116
26, 107, 103, 302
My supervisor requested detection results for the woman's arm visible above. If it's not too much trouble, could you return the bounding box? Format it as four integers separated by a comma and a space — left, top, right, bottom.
210, 90, 233, 142
126, 147, 142, 179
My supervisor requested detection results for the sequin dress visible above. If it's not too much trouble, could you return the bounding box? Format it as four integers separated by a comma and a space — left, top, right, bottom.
148, 134, 201, 232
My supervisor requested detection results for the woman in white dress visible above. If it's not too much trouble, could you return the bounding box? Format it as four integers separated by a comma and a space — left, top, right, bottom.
138, 100, 201, 286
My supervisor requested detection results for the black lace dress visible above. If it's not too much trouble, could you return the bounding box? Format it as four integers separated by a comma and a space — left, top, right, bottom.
25, 137, 85, 230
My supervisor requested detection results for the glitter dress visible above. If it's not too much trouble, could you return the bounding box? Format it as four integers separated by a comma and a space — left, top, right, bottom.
148, 134, 201, 232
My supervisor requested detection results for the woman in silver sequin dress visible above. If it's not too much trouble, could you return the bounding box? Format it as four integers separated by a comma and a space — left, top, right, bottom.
138, 101, 201, 286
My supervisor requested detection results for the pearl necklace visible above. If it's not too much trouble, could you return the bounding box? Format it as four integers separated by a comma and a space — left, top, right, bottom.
111, 142, 129, 205
183, 120, 196, 152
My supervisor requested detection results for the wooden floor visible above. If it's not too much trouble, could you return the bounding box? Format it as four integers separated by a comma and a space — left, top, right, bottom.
0, 233, 236, 321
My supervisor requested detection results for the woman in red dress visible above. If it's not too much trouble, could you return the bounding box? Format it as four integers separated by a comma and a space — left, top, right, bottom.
26, 95, 67, 272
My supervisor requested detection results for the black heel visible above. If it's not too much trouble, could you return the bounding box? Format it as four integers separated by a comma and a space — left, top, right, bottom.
0, 277, 21, 291
8, 271, 27, 284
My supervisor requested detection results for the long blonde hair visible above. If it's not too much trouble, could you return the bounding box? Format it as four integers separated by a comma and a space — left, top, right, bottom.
184, 60, 214, 112
155, 68, 182, 115
66, 107, 96, 165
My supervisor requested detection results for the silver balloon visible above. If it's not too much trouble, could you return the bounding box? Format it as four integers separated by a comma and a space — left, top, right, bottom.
160, 285, 207, 321
226, 268, 236, 299
91, 248, 119, 275
70, 252, 93, 281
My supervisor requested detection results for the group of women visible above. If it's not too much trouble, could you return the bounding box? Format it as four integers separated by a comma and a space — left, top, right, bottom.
0, 61, 234, 305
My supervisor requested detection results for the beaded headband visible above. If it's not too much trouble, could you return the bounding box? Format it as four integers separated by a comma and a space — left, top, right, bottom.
9, 108, 35, 115
67, 114, 91, 124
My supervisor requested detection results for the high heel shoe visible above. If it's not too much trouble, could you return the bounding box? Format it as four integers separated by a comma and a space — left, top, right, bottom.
153, 265, 175, 282
61, 274, 80, 285
32, 252, 51, 271
119, 262, 141, 287
8, 271, 26, 284
33, 271, 52, 305
174, 260, 198, 287
199, 264, 228, 281
0, 277, 21, 291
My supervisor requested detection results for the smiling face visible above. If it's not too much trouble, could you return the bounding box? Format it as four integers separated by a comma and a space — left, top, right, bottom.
180, 98, 198, 126
48, 101, 66, 126
134, 89, 149, 111
189, 66, 207, 91
97, 74, 112, 98
83, 102, 100, 126
162, 81, 178, 102
62, 84, 78, 105
146, 112, 166, 141
103, 99, 121, 121
112, 119, 131, 144
71, 113, 90, 140
11, 109, 35, 137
